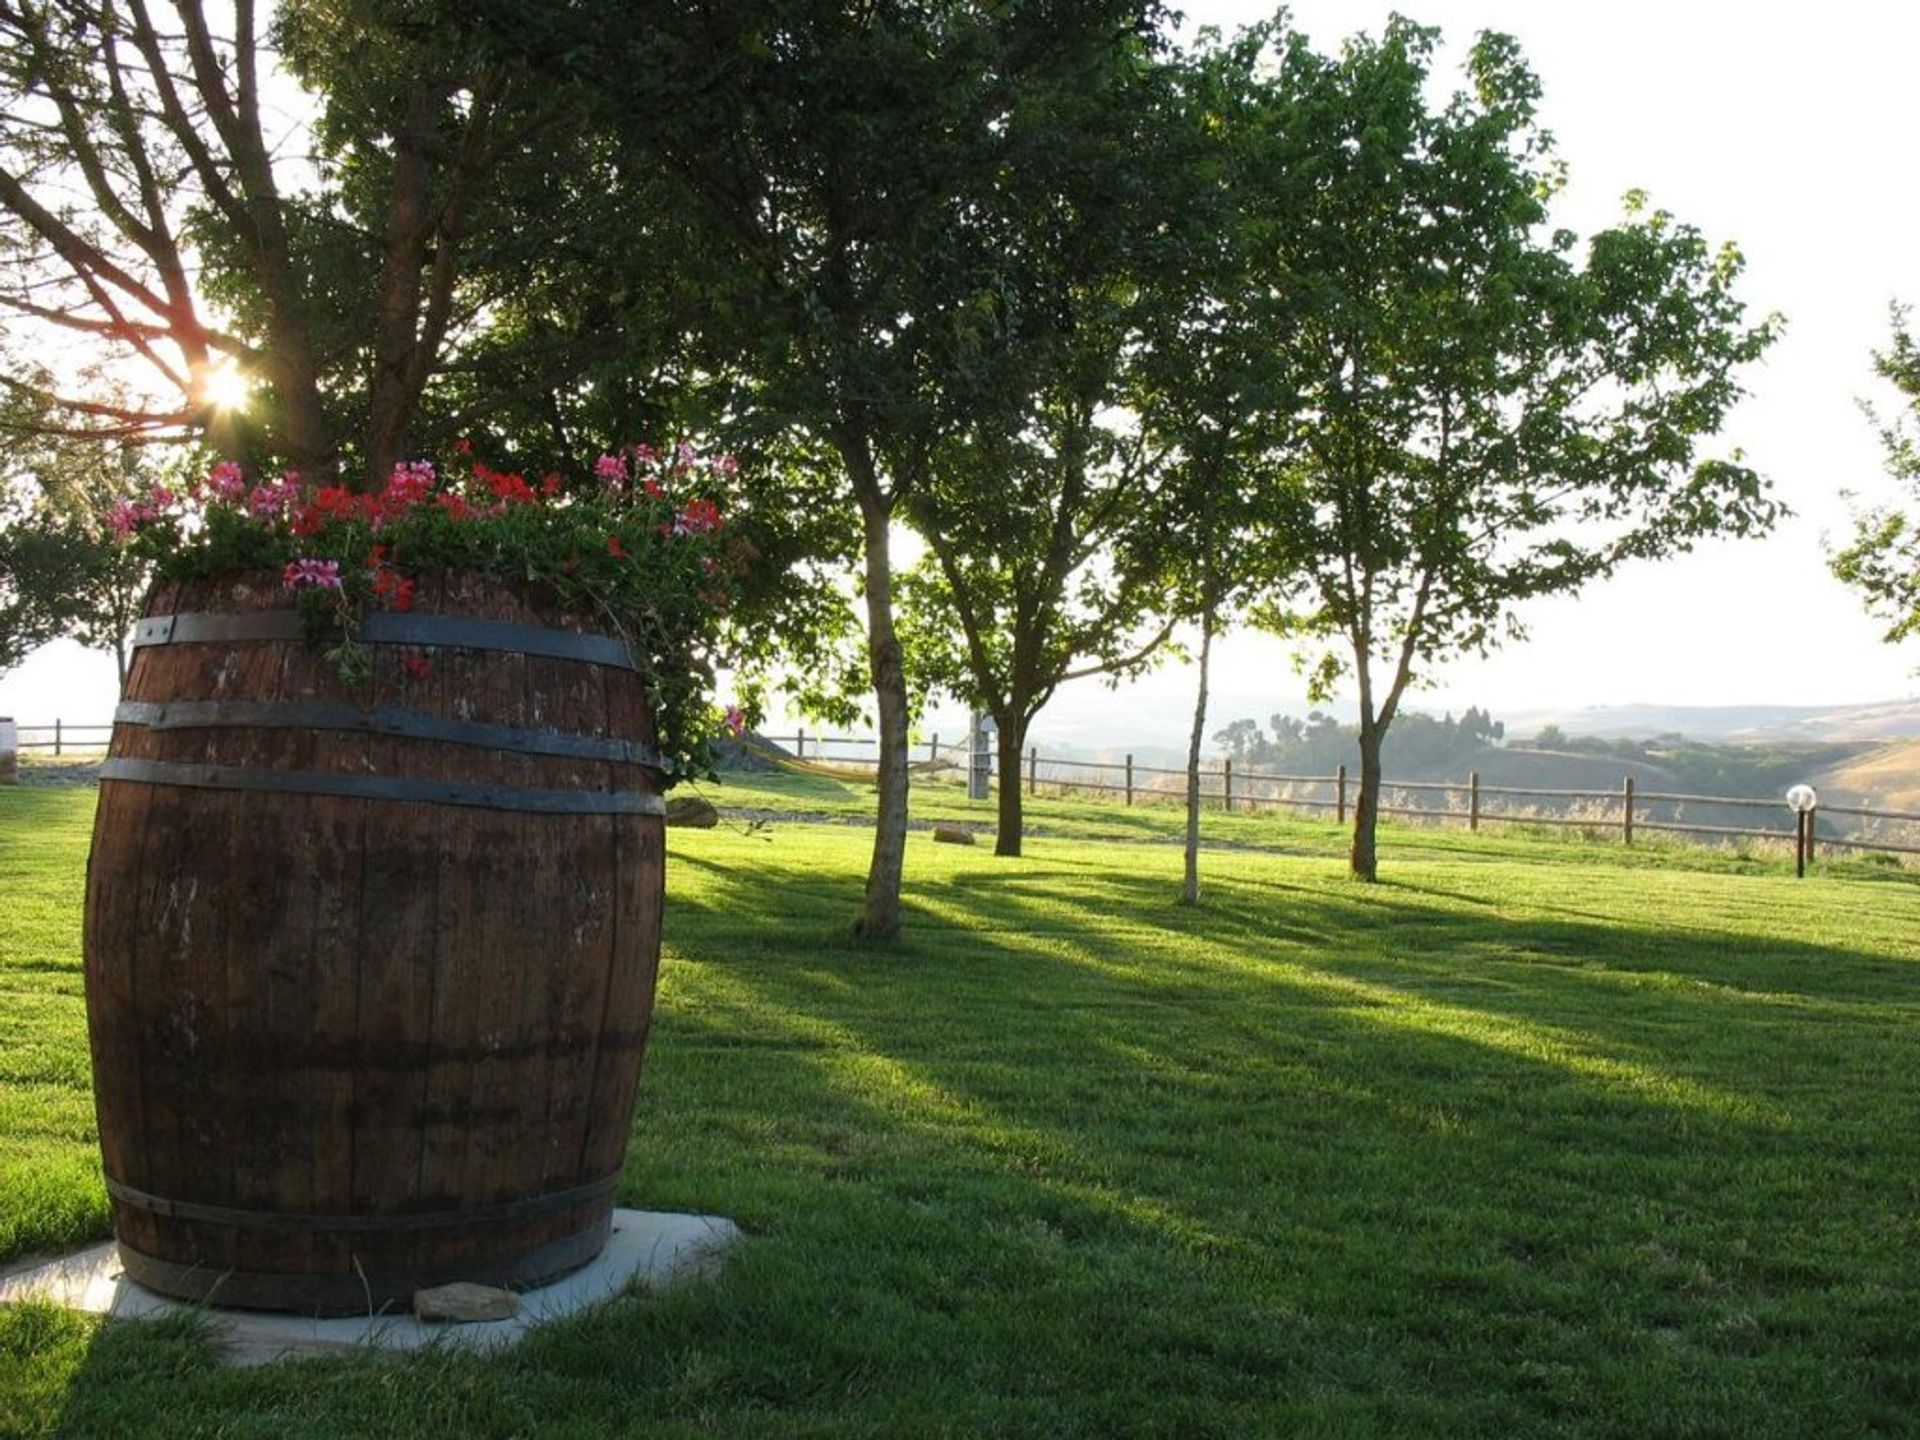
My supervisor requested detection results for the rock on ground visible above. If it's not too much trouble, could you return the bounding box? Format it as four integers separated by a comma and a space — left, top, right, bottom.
665, 795, 721, 828
413, 1282, 522, 1323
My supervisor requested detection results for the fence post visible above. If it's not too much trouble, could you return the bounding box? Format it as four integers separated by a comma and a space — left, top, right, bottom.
1336, 765, 1347, 825
0, 717, 15, 786
54, 718, 63, 757
1807, 805, 1817, 869
796, 726, 805, 761
1125, 754, 1134, 807
1469, 771, 1480, 832
1223, 757, 1233, 814
1622, 776, 1635, 845
930, 732, 938, 764
1029, 746, 1038, 796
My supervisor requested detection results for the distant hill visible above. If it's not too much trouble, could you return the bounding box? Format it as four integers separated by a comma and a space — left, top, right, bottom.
1810, 738, 1920, 812
1503, 699, 1920, 743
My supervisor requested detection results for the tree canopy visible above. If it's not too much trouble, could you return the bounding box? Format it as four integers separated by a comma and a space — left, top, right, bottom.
1833, 307, 1920, 649
1251, 19, 1782, 880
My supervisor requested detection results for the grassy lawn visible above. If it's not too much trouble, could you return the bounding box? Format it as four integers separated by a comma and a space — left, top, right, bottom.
3, 780, 1919, 1436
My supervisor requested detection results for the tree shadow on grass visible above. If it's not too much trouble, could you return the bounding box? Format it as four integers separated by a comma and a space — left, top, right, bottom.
639, 854, 1920, 1430
23, 839, 1920, 1438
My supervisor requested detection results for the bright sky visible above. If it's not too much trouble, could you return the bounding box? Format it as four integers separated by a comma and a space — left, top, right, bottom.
5, 2, 1918, 740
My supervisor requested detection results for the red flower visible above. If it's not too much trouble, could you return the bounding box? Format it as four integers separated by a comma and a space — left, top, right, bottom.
673, 497, 722, 536
452, 438, 474, 455
400, 649, 432, 680
490, 471, 536, 506
606, 534, 627, 558
540, 471, 563, 498
371, 566, 416, 613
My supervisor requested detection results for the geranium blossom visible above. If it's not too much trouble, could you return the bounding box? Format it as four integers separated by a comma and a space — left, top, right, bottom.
385, 460, 436, 508
106, 497, 156, 540
674, 497, 722, 536
208, 460, 247, 501
112, 437, 743, 783
249, 472, 302, 518
282, 557, 342, 590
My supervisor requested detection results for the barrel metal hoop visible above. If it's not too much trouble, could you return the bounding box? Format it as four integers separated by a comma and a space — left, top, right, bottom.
114, 1214, 615, 1315
100, 758, 664, 815
103, 1172, 622, 1234
131, 610, 637, 669
113, 699, 664, 771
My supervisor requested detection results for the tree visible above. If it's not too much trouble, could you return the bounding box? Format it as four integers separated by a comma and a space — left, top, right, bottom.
1833, 307, 1920, 646
1257, 21, 1782, 880
0, 499, 88, 673
17, 414, 160, 682
898, 16, 1281, 863
1127, 23, 1311, 904
592, 1, 1168, 930
0, 391, 152, 678
0, 0, 571, 484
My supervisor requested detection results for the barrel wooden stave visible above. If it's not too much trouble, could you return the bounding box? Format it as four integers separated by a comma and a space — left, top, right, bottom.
83, 573, 664, 1312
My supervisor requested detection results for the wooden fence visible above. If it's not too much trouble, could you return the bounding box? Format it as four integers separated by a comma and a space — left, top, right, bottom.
12, 720, 112, 755
766, 728, 1920, 864
16, 719, 1919, 863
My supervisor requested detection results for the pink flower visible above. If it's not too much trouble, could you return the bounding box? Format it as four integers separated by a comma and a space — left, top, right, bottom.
148, 484, 175, 508
723, 705, 747, 737
630, 443, 658, 466
106, 499, 139, 541
248, 471, 302, 519
385, 460, 436, 508
105, 494, 164, 540
714, 452, 740, 478
282, 557, 343, 591
208, 461, 246, 501
594, 452, 628, 483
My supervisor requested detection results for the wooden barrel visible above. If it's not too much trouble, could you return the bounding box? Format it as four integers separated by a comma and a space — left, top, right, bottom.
82, 572, 666, 1314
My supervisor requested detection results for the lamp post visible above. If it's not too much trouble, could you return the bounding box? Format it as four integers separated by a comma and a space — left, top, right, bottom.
1786, 784, 1818, 879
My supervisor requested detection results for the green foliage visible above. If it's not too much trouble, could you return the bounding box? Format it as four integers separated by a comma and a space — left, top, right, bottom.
1833, 305, 1920, 648
1255, 20, 1782, 712
0, 417, 156, 677
0, 496, 88, 674
121, 447, 747, 780
1214, 707, 1502, 776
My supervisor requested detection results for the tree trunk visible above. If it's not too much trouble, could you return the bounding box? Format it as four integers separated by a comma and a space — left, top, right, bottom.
993, 712, 1028, 858
855, 489, 910, 940
364, 85, 438, 485
1351, 717, 1384, 882
1182, 602, 1214, 905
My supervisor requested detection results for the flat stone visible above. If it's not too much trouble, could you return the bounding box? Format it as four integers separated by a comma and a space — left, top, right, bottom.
931, 824, 976, 846
414, 1281, 520, 1323
0, 1208, 741, 1367
665, 795, 721, 828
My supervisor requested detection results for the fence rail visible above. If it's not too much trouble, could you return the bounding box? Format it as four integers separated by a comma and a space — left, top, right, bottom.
12, 720, 1920, 865
11, 721, 112, 755
758, 728, 1920, 865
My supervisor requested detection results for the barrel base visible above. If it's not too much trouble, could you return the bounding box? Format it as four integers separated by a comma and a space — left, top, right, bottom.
115, 1212, 613, 1316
